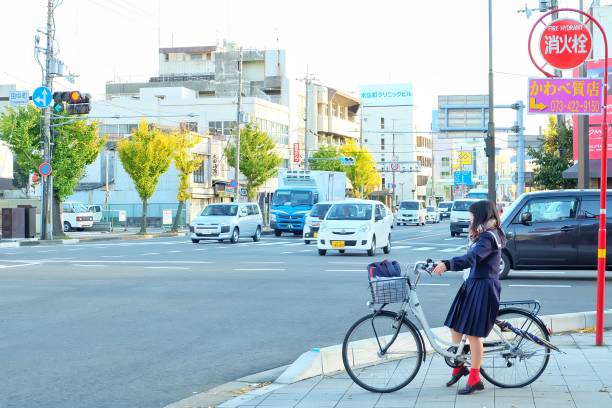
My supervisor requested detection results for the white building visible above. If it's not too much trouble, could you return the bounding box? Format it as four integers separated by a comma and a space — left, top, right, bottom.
0, 85, 16, 191
359, 84, 432, 204
67, 86, 290, 224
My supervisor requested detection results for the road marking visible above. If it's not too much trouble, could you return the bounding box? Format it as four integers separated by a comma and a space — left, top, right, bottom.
240, 261, 286, 264
257, 242, 292, 246
168, 250, 182, 253
509, 284, 571, 288
299, 249, 311, 252
286, 243, 304, 246
440, 246, 465, 253
3, 252, 18, 255
511, 271, 566, 275
101, 255, 124, 258
37, 249, 57, 253
413, 247, 434, 251
233, 268, 286, 271
74, 264, 108, 268
325, 269, 363, 272
144, 266, 189, 270
215, 246, 228, 249
142, 252, 160, 255
0, 263, 34, 269
327, 261, 367, 265
419, 283, 450, 286
394, 246, 412, 249
280, 251, 293, 254
194, 249, 207, 251
5, 260, 215, 264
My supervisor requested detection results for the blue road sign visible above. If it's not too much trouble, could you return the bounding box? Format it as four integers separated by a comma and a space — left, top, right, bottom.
453, 171, 473, 186
32, 86, 52, 108
229, 179, 238, 188
38, 161, 52, 177
339, 156, 355, 165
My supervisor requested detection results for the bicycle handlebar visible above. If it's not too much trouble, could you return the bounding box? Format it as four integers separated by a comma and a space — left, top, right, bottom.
408, 259, 436, 286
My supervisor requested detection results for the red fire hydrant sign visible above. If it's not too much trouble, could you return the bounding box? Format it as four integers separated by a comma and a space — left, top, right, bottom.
539, 18, 591, 70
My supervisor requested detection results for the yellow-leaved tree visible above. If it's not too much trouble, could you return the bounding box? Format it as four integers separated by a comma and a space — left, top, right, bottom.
117, 120, 176, 234
172, 132, 204, 232
340, 140, 381, 198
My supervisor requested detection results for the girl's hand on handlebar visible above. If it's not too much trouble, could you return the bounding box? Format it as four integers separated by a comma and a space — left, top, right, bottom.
433, 261, 447, 276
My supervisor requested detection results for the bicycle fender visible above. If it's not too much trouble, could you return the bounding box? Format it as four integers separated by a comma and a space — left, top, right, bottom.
402, 317, 427, 362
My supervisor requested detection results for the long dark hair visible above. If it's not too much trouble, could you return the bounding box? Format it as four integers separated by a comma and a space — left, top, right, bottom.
468, 200, 501, 240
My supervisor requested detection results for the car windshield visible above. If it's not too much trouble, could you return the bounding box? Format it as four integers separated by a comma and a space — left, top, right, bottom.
427, 207, 435, 212
326, 204, 372, 220
73, 204, 89, 213
501, 199, 523, 224
310, 204, 332, 218
201, 205, 238, 216
400, 201, 418, 210
439, 202, 453, 209
272, 190, 313, 207
452, 200, 478, 211
467, 192, 488, 200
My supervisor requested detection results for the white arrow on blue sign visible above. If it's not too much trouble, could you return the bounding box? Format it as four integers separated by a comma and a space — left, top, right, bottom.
339, 156, 355, 165
32, 86, 52, 108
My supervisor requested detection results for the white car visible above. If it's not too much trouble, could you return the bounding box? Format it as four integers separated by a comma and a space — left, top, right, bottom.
88, 204, 104, 223
426, 206, 440, 223
450, 199, 480, 237
303, 202, 333, 244
62, 201, 94, 232
396, 200, 426, 226
317, 199, 392, 256
438, 201, 453, 219
190, 202, 263, 243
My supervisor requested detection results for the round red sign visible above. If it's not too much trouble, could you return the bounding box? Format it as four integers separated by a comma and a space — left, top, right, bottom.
539, 18, 592, 70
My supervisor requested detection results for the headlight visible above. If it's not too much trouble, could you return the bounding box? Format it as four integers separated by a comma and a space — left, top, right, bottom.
359, 224, 371, 232
270, 213, 276, 222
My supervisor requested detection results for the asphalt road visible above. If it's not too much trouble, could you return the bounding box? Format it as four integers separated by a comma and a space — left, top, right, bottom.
0, 220, 610, 408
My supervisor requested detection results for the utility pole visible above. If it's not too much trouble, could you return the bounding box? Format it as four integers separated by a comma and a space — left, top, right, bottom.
577, 0, 590, 188
235, 48, 243, 202
299, 73, 317, 171
41, 0, 54, 240
487, 0, 497, 203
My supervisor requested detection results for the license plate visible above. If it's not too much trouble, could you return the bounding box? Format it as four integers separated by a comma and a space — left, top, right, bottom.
313, 232, 318, 238
462, 228, 469, 232
331, 240, 345, 248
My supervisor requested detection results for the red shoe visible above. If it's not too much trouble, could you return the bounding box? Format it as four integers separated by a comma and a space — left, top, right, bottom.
446, 366, 468, 387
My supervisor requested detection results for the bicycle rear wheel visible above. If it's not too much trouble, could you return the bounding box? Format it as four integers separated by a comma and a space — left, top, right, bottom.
480, 308, 550, 388
342, 310, 424, 393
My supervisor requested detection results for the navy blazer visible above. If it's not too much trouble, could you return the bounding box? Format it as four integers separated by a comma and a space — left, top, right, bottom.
447, 229, 505, 280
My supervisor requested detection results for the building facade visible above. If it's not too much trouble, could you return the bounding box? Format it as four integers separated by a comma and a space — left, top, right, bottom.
359, 83, 432, 204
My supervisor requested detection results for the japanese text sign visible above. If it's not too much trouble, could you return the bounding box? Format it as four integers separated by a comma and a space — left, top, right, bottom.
539, 19, 591, 69
293, 143, 300, 163
528, 78, 603, 115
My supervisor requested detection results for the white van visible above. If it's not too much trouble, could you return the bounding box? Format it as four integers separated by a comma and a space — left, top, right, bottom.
396, 200, 426, 226
450, 199, 480, 237
190, 202, 263, 244
62, 201, 95, 232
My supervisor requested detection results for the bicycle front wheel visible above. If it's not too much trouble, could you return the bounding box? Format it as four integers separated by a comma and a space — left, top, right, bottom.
342, 310, 424, 393
480, 308, 551, 388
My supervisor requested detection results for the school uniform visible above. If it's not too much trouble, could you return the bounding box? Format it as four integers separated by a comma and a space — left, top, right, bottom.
443, 229, 506, 338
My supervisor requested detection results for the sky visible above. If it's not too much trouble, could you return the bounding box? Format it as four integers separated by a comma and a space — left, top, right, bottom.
0, 0, 604, 137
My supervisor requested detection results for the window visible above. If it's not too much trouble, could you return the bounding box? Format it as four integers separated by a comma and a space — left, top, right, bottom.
400, 201, 418, 210
517, 198, 578, 223
417, 156, 432, 168
190, 54, 202, 61
246, 205, 255, 216
180, 122, 198, 132
251, 205, 260, 215
441, 157, 451, 167
375, 205, 384, 219
441, 171, 451, 177
206, 53, 212, 61
380, 117, 385, 129
381, 138, 385, 150
327, 204, 373, 220
193, 155, 207, 183
579, 199, 600, 219
381, 157, 385, 162
417, 175, 429, 186
332, 104, 339, 117
381, 177, 386, 188
163, 53, 169, 62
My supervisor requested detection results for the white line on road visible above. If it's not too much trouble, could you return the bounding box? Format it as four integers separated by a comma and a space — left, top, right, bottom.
325, 269, 363, 272
419, 283, 451, 286
194, 249, 207, 251
511, 271, 566, 275
299, 250, 311, 252
74, 264, 108, 268
168, 250, 183, 253
215, 246, 228, 249
37, 250, 57, 253
233, 268, 286, 271
280, 251, 293, 254
240, 261, 286, 264
7, 260, 215, 264
327, 261, 367, 265
440, 246, 464, 253
144, 266, 189, 270
101, 255, 124, 258
286, 243, 304, 246
0, 263, 34, 269
394, 246, 412, 249
257, 242, 292, 246
142, 252, 160, 255
509, 284, 571, 288
413, 247, 434, 251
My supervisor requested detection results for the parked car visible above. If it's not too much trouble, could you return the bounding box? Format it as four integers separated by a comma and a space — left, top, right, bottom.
498, 189, 612, 279
62, 201, 94, 232
450, 198, 480, 237
190, 202, 263, 244
303, 202, 333, 244
396, 200, 426, 226
317, 199, 392, 256
438, 201, 453, 219
426, 206, 440, 223
88, 205, 103, 223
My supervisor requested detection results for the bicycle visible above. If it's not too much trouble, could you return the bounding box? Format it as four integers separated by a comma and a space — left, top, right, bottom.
342, 259, 561, 393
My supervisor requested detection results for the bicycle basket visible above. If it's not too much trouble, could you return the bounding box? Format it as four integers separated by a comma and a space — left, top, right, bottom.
368, 277, 409, 304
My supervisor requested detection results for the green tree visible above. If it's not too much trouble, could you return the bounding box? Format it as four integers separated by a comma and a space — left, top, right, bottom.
225, 123, 282, 200
0, 105, 105, 236
117, 120, 176, 234
172, 131, 204, 232
528, 116, 577, 190
309, 145, 344, 172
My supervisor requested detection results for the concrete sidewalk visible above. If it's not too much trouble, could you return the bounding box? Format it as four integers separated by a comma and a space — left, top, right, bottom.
220, 331, 612, 408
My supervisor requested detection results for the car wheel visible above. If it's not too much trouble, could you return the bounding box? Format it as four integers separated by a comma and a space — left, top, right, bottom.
451, 232, 456, 237
230, 228, 239, 244
274, 229, 282, 237
367, 237, 376, 256
499, 252, 511, 280
252, 226, 262, 242
318, 249, 327, 256
339, 250, 346, 254
383, 234, 391, 254
63, 221, 71, 232
191, 239, 200, 244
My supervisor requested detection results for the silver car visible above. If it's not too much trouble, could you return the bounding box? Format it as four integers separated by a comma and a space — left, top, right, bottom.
190, 202, 263, 244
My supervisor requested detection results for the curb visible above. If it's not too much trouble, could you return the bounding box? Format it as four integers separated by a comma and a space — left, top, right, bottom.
211, 309, 612, 408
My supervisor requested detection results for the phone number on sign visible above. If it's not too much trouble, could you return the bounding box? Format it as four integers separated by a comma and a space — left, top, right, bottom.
549, 99, 601, 113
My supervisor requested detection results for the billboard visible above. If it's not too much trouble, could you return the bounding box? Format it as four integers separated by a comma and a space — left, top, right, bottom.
359, 84, 413, 107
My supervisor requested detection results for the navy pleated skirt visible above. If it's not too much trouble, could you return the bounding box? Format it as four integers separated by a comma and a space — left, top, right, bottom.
444, 278, 502, 338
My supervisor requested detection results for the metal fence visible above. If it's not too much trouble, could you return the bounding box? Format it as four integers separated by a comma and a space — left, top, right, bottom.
101, 203, 187, 228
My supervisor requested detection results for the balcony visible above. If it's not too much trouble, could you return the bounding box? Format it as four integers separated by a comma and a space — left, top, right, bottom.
317, 115, 359, 139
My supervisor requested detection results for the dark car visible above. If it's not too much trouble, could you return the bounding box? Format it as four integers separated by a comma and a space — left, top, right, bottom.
499, 189, 612, 279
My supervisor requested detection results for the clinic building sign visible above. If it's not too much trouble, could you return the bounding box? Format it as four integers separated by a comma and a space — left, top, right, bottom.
359, 84, 413, 107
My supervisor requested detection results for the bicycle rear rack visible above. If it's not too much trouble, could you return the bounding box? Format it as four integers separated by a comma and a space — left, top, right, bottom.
499, 299, 541, 316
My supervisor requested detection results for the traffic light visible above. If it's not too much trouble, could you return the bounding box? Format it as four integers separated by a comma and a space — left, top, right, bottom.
52, 91, 91, 115
484, 136, 493, 157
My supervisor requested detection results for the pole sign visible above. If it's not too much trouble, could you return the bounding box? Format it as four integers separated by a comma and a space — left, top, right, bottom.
38, 161, 52, 177
32, 86, 52, 109
339, 156, 355, 166
539, 19, 591, 70
453, 171, 472, 186
292, 143, 300, 163
528, 78, 603, 114
9, 90, 29, 106
457, 151, 472, 165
